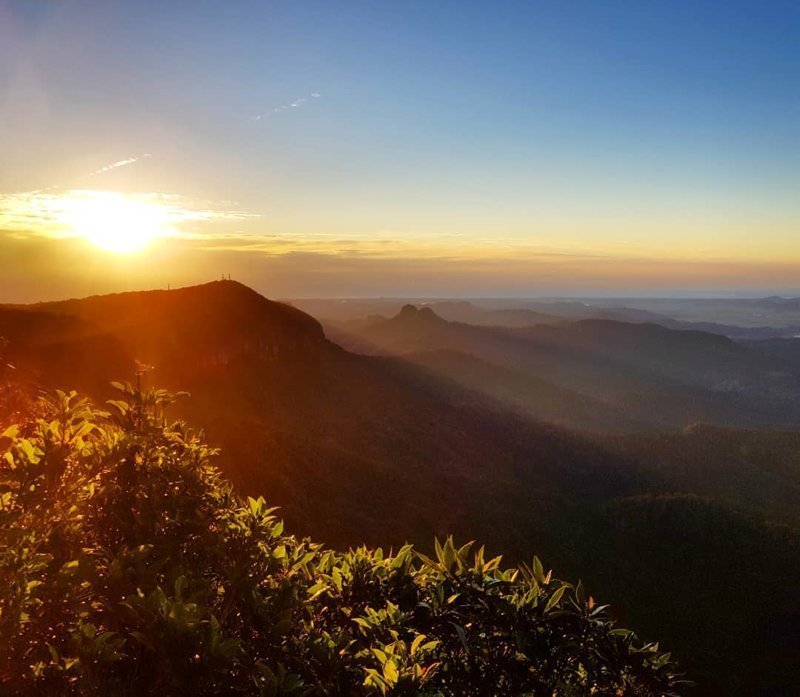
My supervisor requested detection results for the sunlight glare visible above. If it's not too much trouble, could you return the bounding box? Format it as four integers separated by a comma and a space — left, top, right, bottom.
63, 191, 171, 253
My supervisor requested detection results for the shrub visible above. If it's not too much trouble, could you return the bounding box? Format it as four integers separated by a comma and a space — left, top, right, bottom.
0, 379, 684, 695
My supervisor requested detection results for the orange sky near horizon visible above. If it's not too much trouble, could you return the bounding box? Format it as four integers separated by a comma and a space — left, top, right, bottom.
2, 215, 799, 304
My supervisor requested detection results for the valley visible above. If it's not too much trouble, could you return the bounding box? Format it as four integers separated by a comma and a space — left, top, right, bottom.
3, 281, 800, 693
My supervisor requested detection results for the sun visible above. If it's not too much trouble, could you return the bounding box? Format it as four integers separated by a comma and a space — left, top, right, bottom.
62, 191, 171, 253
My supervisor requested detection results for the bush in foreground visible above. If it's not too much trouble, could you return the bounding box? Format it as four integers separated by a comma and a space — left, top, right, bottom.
0, 381, 684, 695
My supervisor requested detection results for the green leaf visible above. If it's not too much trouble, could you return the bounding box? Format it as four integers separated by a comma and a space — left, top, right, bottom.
1, 424, 19, 440
46, 643, 59, 664
129, 631, 156, 651
450, 622, 469, 653
382, 659, 399, 684
532, 556, 545, 584
411, 634, 427, 656
545, 585, 568, 613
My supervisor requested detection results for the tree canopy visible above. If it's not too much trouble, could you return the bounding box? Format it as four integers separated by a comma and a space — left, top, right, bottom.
0, 377, 684, 695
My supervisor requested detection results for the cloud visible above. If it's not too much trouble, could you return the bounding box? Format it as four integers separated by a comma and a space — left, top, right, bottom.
86, 153, 152, 178
19, 153, 154, 195
0, 189, 259, 239
252, 92, 322, 120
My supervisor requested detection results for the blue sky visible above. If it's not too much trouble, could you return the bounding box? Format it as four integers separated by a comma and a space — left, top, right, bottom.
1, 0, 798, 299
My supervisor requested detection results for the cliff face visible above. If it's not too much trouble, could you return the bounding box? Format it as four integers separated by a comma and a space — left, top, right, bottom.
4, 281, 327, 384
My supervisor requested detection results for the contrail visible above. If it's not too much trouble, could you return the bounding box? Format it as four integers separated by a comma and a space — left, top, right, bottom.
19, 153, 153, 194
86, 153, 152, 178
253, 92, 322, 120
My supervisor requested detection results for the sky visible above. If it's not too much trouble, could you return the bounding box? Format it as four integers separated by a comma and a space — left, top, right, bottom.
1, 0, 798, 301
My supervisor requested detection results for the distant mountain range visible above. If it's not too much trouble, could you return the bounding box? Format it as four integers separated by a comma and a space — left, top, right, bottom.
289, 296, 800, 339
2, 281, 799, 694
327, 303, 800, 432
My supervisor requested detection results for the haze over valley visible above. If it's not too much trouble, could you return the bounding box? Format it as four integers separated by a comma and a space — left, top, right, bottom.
3, 280, 800, 693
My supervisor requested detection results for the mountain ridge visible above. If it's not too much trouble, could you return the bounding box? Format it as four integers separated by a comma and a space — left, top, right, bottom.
330, 304, 800, 432
2, 281, 800, 692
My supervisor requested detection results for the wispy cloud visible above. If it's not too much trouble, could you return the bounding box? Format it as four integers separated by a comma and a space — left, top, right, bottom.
165, 229, 631, 265
86, 153, 152, 178
253, 92, 322, 120
21, 153, 154, 195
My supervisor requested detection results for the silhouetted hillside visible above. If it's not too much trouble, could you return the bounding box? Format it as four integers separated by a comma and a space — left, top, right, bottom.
20, 281, 324, 381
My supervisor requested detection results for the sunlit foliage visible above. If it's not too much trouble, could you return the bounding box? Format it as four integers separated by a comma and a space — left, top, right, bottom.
0, 378, 684, 695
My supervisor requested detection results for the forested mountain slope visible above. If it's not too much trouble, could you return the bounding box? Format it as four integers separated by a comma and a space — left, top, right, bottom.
0, 386, 683, 696
2, 281, 799, 693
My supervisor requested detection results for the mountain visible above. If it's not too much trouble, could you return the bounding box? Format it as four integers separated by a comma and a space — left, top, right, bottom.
330, 305, 800, 432
405, 349, 647, 433
21, 281, 323, 380
290, 297, 800, 339
2, 281, 800, 693
420, 300, 563, 327
745, 337, 800, 372
752, 296, 800, 310
570, 297, 800, 331
1, 283, 635, 552
0, 307, 131, 394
